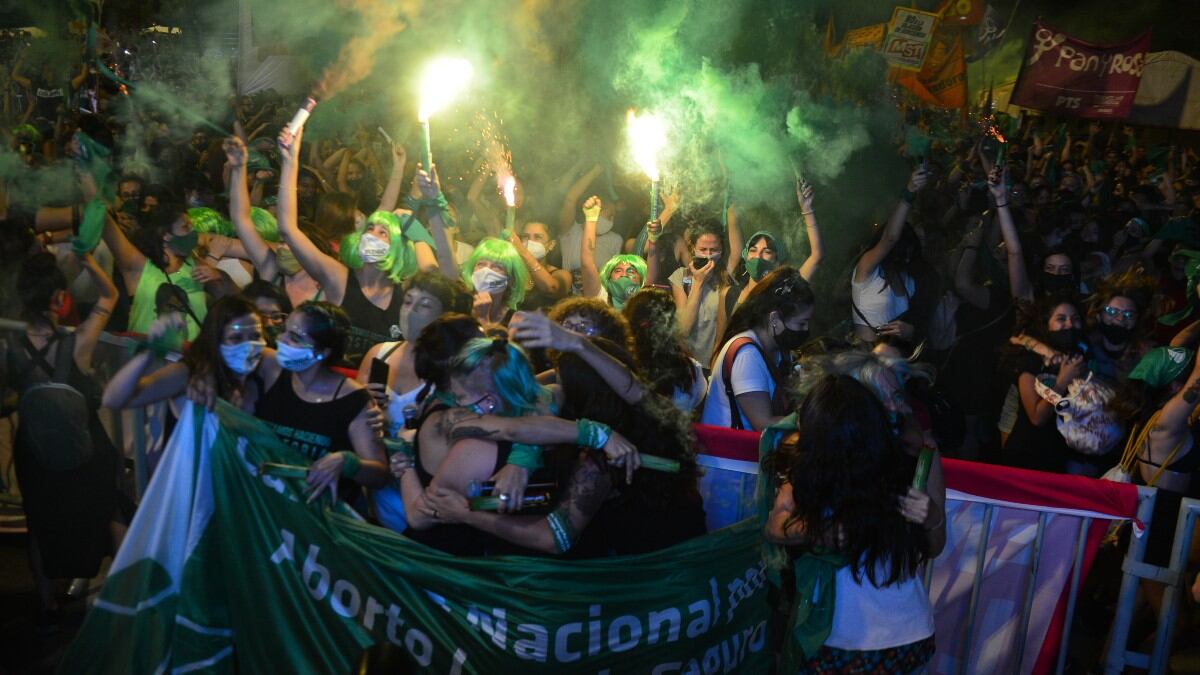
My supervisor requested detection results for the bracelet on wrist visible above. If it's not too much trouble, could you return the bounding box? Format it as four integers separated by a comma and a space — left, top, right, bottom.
994, 201, 1009, 208
900, 188, 916, 205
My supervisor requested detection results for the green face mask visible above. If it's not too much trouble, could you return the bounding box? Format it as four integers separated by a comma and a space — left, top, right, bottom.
276, 246, 302, 276
745, 257, 776, 281
168, 230, 199, 257
607, 277, 640, 309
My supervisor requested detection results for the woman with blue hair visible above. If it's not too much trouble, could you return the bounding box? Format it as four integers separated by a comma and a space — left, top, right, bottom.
274, 126, 437, 363
461, 237, 529, 326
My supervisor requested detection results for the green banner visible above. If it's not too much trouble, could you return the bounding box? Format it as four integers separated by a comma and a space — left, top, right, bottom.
62, 402, 771, 674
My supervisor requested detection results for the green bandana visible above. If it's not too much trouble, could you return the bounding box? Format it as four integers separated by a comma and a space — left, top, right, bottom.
168, 230, 199, 257
1129, 346, 1195, 388
606, 277, 640, 309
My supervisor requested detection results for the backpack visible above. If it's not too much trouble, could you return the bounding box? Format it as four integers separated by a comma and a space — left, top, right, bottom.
721, 336, 782, 430
9, 333, 94, 471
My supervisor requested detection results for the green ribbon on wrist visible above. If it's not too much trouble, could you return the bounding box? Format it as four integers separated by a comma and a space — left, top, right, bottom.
507, 443, 543, 470
576, 419, 611, 450
338, 451, 362, 479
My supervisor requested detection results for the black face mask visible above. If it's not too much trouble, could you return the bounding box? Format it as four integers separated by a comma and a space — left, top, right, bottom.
1099, 322, 1134, 346
1041, 271, 1075, 294
1047, 327, 1084, 354
774, 323, 809, 352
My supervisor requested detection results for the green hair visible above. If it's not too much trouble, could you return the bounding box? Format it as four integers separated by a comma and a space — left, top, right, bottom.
340, 211, 420, 284
250, 207, 280, 243
461, 237, 529, 309
187, 207, 234, 236
450, 337, 547, 416
599, 254, 647, 296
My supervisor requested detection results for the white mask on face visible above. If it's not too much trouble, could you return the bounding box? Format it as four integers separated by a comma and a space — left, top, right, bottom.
358, 233, 390, 264
524, 240, 547, 261
472, 267, 509, 294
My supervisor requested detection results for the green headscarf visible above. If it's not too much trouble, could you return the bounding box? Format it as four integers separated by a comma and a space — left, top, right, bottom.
742, 231, 786, 281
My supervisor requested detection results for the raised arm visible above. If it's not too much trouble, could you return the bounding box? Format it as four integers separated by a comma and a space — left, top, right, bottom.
71, 251, 117, 372
988, 167, 1033, 301
579, 195, 603, 298
276, 126, 349, 303
557, 163, 603, 232
1151, 353, 1200, 446
223, 136, 277, 279
376, 144, 407, 213
795, 180, 823, 282
954, 222, 990, 309
854, 167, 928, 283
414, 164, 461, 278
725, 197, 743, 278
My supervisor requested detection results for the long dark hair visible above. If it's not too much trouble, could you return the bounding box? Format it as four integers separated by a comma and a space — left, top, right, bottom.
856, 223, 938, 331
766, 375, 924, 586
622, 288, 695, 399
130, 203, 187, 269
713, 266, 814, 365
183, 295, 260, 401
556, 337, 698, 511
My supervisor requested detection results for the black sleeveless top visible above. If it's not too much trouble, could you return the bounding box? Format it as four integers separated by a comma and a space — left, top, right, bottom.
404, 402, 516, 556
340, 271, 400, 364
253, 370, 369, 461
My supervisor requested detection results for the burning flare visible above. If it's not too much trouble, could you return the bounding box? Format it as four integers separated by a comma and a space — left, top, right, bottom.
418, 58, 474, 122
626, 109, 667, 182
502, 175, 517, 208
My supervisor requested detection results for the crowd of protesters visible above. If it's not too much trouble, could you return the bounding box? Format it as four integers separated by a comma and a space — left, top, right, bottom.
3, 21, 1200, 673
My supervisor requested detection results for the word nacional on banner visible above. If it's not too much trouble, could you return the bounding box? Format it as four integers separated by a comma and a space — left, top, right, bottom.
1011, 20, 1152, 119
883, 7, 940, 71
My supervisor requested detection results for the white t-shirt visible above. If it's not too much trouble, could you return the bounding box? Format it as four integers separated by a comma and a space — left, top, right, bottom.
558, 222, 624, 273
850, 266, 914, 329
700, 331, 775, 430
825, 561, 935, 650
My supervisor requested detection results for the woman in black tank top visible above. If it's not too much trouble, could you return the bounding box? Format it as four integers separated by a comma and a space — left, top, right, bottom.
252, 302, 389, 502
273, 126, 437, 365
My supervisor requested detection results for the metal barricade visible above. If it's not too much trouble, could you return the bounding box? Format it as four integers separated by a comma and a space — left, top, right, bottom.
1105, 495, 1200, 675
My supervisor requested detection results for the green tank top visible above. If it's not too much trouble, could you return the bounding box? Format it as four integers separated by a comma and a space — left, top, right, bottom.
128, 258, 207, 340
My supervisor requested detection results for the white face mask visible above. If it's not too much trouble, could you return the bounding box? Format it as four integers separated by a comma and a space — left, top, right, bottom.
358, 233, 390, 264
472, 267, 509, 294
219, 340, 265, 375
276, 340, 322, 371
524, 240, 547, 261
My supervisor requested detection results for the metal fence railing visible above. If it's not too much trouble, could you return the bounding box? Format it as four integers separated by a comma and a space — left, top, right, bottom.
1105, 494, 1200, 674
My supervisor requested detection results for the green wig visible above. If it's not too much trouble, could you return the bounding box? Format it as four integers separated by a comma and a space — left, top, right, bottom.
341, 211, 421, 284
250, 207, 280, 243
450, 337, 548, 416
599, 254, 647, 307
187, 207, 234, 237
461, 237, 530, 310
